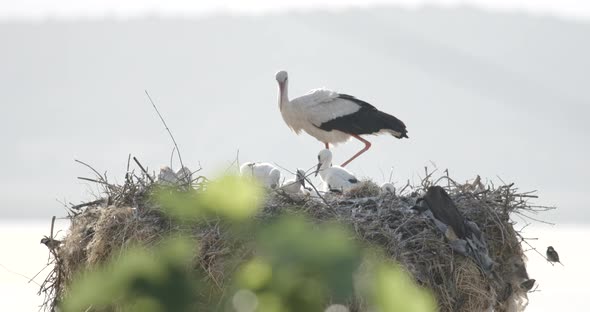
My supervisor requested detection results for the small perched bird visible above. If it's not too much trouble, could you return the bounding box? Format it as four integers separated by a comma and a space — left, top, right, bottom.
240, 162, 281, 189
546, 246, 563, 266
315, 149, 358, 193
40, 237, 61, 250
281, 169, 307, 195
520, 279, 536, 291
276, 70, 408, 167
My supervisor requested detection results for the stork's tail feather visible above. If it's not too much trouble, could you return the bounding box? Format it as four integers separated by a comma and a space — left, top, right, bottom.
399, 132, 409, 139
317, 94, 409, 139
375, 110, 408, 139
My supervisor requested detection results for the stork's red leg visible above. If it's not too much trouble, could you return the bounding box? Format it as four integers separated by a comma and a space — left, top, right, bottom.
325, 142, 330, 149
341, 134, 371, 167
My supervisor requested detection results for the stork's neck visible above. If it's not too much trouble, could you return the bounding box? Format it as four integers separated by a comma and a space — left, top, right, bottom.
318, 159, 332, 178
278, 80, 289, 111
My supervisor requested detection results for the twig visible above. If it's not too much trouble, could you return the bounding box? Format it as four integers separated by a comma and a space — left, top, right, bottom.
133, 156, 155, 183
399, 179, 411, 195
513, 210, 555, 225
28, 261, 54, 285
170, 147, 177, 169
74, 159, 105, 182
71, 199, 104, 210
77, 177, 111, 186
144, 90, 186, 181
126, 153, 132, 174
224, 150, 241, 174
518, 234, 551, 262
0, 263, 41, 286
49, 216, 55, 240
388, 166, 394, 183
272, 162, 296, 176
300, 171, 335, 213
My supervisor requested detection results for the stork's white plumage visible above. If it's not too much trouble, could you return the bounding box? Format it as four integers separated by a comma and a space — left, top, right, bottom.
176, 166, 192, 183
276, 70, 408, 167
381, 182, 396, 195
158, 166, 179, 184
315, 149, 358, 193
281, 169, 307, 195
239, 162, 281, 189
158, 166, 193, 185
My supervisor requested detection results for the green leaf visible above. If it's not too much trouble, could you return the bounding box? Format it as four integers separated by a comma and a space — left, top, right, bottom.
199, 175, 263, 220
237, 258, 273, 290
155, 175, 263, 221
61, 238, 198, 312
155, 187, 202, 219
372, 264, 437, 312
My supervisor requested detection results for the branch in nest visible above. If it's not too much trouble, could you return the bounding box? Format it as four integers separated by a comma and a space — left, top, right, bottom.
133, 156, 155, 183
145, 90, 187, 183
71, 199, 105, 210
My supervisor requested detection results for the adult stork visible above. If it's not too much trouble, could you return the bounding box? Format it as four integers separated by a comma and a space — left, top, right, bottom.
276, 70, 408, 167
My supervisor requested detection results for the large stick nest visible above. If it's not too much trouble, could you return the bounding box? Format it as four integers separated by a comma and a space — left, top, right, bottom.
38, 162, 550, 312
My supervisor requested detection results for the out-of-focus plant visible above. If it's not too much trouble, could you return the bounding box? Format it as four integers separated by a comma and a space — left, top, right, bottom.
234, 217, 361, 312
61, 174, 435, 312
156, 175, 263, 221
62, 239, 198, 312
365, 260, 437, 312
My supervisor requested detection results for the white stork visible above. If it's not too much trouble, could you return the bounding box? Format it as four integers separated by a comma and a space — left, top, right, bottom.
380, 182, 395, 195
157, 166, 193, 185
239, 162, 281, 189
281, 169, 307, 195
158, 166, 179, 184
176, 166, 193, 184
276, 70, 408, 167
315, 149, 359, 193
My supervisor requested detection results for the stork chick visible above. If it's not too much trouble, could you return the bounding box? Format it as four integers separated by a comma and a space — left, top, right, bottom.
282, 169, 307, 195
240, 162, 281, 189
315, 149, 358, 193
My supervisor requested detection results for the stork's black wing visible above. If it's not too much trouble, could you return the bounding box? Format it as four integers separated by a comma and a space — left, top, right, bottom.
317, 94, 408, 138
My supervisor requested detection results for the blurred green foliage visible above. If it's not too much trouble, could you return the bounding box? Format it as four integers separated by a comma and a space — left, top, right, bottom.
370, 263, 437, 312
62, 239, 199, 312
236, 218, 361, 311
156, 175, 263, 221
61, 175, 436, 312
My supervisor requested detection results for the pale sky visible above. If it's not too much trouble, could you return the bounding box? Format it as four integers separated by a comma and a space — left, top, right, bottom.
1, 4, 589, 311
1, 0, 590, 20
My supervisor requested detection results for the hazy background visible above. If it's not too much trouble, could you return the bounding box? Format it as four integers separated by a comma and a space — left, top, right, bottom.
1, 1, 589, 311
1, 3, 589, 222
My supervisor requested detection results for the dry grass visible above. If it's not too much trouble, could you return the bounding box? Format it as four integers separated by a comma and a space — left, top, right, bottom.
38, 163, 551, 312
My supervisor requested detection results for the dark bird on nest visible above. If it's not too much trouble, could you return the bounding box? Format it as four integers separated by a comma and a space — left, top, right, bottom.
520, 279, 536, 291
413, 185, 467, 239
546, 246, 563, 266
413, 186, 494, 273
